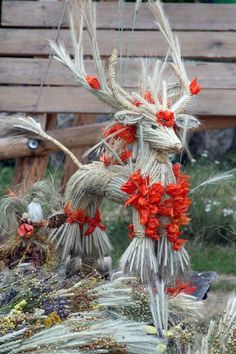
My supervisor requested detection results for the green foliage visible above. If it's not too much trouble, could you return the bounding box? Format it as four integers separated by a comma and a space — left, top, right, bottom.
0, 163, 14, 197
183, 152, 236, 244
211, 280, 236, 292
188, 244, 236, 275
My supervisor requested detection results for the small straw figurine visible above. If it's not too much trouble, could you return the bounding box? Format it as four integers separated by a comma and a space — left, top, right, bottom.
0, 0, 202, 284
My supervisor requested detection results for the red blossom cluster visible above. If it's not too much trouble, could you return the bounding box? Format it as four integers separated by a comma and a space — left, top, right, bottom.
164, 163, 191, 250
121, 170, 164, 241
121, 164, 191, 251
64, 203, 106, 236
166, 280, 197, 297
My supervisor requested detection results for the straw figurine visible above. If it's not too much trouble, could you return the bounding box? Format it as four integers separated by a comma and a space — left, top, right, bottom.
0, 0, 201, 284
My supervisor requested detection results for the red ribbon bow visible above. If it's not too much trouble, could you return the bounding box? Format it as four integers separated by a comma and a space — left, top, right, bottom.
64, 203, 87, 224
84, 209, 106, 236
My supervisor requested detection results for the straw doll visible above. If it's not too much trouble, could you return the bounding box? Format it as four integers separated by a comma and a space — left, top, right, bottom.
0, 0, 201, 284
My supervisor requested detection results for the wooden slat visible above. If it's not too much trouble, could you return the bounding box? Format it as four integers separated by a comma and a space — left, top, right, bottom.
196, 116, 236, 132
1, 58, 236, 90
13, 114, 49, 187
0, 86, 236, 116
2, 2, 236, 31
0, 86, 108, 113
1, 29, 236, 59
1, 117, 236, 161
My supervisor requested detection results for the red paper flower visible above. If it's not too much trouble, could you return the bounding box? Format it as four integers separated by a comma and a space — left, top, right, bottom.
84, 209, 106, 236
17, 223, 34, 239
139, 207, 151, 225
149, 183, 164, 203
86, 76, 101, 90
144, 91, 155, 104
189, 78, 201, 95
103, 123, 136, 144
146, 217, 160, 239
167, 280, 197, 297
120, 150, 132, 163
121, 170, 143, 194
172, 163, 181, 179
172, 238, 188, 251
156, 110, 175, 127
145, 228, 160, 240
64, 203, 87, 224
159, 199, 174, 217
132, 98, 142, 107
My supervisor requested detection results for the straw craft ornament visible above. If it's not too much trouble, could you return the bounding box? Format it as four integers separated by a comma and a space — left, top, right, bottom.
0, 0, 201, 284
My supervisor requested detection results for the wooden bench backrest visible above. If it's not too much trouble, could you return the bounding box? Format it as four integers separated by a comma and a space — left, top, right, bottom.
1, 1, 236, 188
1, 1, 236, 120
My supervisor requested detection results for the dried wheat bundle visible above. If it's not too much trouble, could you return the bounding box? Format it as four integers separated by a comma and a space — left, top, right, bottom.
0, 267, 205, 354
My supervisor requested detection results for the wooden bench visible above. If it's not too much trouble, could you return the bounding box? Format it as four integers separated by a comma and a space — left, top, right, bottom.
1, 1, 236, 187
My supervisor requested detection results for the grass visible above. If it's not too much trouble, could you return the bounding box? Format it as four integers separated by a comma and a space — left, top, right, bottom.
0, 162, 63, 197
188, 244, 236, 275
211, 280, 236, 292
0, 162, 14, 196
183, 150, 236, 244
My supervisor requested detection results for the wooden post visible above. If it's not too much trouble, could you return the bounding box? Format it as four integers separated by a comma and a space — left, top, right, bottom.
13, 113, 57, 190
61, 113, 97, 188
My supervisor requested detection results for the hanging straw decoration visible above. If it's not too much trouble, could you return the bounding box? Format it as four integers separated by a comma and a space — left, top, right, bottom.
0, 0, 203, 284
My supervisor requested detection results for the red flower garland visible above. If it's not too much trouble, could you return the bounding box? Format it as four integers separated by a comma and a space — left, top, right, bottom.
121, 164, 191, 250
84, 209, 106, 236
64, 204, 106, 236
121, 170, 164, 241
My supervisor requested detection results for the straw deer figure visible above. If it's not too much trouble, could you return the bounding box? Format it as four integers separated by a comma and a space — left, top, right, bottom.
0, 0, 201, 283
